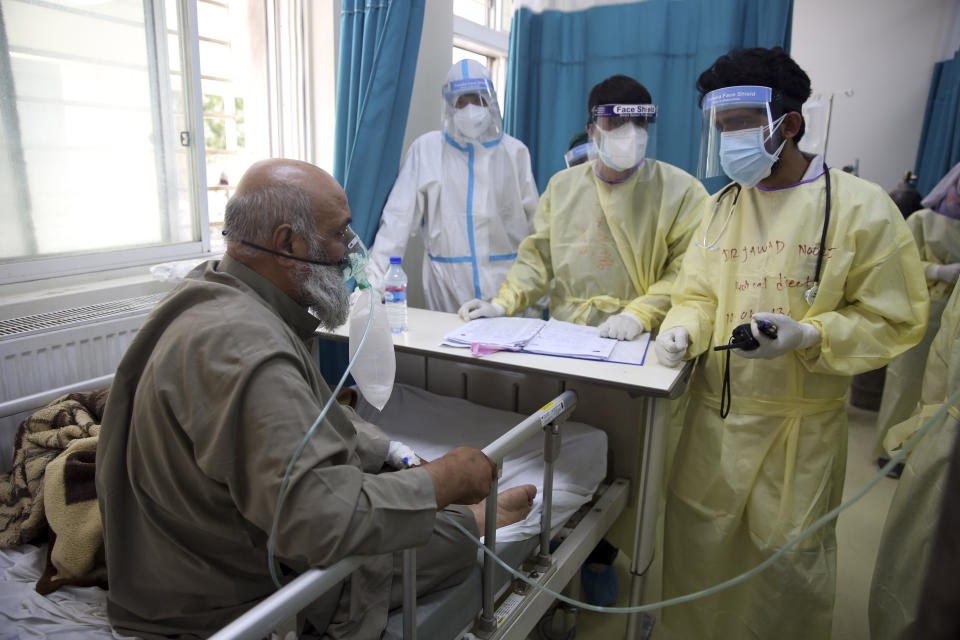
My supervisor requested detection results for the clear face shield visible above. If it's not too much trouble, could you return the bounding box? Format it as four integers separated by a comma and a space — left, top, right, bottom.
588, 104, 657, 173
698, 85, 787, 188
442, 60, 503, 144
564, 140, 598, 168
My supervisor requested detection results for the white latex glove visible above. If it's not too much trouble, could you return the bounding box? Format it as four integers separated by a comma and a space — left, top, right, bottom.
387, 441, 422, 469
655, 327, 689, 368
927, 262, 960, 284
735, 312, 820, 360
597, 313, 645, 341
458, 299, 505, 322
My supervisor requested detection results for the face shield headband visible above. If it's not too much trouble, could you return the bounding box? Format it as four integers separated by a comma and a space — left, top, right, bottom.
590, 103, 657, 124
443, 77, 494, 103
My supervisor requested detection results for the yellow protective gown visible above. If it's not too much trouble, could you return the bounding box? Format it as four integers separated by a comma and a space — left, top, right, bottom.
873, 207, 960, 457
492, 159, 706, 329
868, 281, 960, 640
659, 167, 929, 640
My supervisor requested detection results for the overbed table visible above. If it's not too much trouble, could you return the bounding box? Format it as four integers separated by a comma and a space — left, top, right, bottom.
320, 307, 693, 639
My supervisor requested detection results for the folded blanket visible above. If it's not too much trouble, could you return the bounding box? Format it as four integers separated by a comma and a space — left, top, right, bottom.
36, 432, 107, 594
0, 390, 108, 549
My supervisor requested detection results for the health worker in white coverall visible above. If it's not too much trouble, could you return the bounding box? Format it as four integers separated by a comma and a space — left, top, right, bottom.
367, 59, 538, 312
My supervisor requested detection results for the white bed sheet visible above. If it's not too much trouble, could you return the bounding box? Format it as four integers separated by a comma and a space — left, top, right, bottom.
356, 384, 608, 543
0, 543, 134, 640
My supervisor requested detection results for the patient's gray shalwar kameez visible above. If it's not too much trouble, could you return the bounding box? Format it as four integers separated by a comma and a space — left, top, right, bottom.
96, 256, 477, 639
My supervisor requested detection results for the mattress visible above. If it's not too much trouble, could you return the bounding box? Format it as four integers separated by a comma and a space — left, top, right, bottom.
357, 383, 608, 544
361, 384, 609, 640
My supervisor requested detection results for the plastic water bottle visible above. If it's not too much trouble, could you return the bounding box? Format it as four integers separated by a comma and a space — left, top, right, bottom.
384, 256, 408, 333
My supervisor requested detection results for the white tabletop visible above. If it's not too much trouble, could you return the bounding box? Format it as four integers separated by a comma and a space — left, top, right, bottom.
320, 307, 691, 398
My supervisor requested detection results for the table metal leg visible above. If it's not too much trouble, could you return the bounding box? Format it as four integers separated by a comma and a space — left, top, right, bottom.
625, 397, 667, 639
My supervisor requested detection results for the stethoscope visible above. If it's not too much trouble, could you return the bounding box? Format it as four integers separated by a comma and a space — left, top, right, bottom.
696, 168, 832, 305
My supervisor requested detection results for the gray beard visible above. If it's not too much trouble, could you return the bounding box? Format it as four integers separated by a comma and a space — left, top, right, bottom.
296, 262, 350, 329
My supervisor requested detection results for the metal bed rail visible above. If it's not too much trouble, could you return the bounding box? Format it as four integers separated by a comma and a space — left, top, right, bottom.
0, 374, 116, 419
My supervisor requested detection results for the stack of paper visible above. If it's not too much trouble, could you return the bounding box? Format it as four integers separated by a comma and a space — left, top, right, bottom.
442, 317, 545, 350
523, 319, 616, 360
441, 317, 651, 365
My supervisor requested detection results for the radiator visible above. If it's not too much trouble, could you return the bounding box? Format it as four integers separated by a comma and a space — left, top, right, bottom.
0, 293, 165, 472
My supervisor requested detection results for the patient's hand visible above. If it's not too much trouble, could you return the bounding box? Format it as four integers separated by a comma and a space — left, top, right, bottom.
423, 447, 496, 508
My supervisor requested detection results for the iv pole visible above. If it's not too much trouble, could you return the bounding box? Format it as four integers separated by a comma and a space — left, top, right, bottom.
820, 89, 854, 159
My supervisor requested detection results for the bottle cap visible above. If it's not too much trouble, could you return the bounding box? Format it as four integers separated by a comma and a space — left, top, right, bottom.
389, 256, 402, 265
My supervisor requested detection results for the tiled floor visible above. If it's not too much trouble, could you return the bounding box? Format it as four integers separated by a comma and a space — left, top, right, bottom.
533, 400, 898, 639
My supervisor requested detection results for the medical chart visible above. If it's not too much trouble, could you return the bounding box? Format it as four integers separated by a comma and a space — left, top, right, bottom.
443, 316, 545, 350
442, 317, 651, 365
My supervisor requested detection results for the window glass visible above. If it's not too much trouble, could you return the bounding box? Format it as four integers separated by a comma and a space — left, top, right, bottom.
196, 0, 272, 253
454, 0, 513, 31
453, 0, 488, 26
1, 0, 196, 261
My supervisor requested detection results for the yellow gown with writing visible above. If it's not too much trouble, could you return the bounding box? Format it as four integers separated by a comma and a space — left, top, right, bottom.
659, 168, 928, 639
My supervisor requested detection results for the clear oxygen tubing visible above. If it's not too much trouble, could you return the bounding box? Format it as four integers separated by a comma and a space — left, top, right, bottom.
267, 282, 375, 589
443, 385, 960, 615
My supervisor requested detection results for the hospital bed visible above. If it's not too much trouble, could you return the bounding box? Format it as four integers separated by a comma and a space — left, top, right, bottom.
298, 307, 690, 640
0, 307, 691, 640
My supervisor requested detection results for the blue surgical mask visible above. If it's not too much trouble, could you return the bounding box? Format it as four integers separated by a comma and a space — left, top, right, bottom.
719, 116, 786, 188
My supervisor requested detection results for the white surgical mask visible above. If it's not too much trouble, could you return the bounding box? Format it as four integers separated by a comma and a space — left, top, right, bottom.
454, 104, 492, 140
596, 124, 647, 172
719, 116, 786, 188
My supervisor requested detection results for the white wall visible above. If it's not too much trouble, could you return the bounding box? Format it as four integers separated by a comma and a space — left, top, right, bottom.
792, 0, 960, 192
396, 3, 453, 309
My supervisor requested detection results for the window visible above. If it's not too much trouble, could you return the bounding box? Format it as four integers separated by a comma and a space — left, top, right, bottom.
453, 0, 513, 32
1, 0, 202, 282
452, 0, 513, 115
0, 0, 336, 284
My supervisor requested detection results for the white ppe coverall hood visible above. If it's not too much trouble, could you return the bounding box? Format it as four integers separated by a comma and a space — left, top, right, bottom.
659, 165, 929, 640
869, 278, 960, 640
873, 206, 960, 457
492, 159, 706, 328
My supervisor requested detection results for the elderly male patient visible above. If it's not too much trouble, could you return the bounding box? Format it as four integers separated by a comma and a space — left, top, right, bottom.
95, 158, 536, 639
